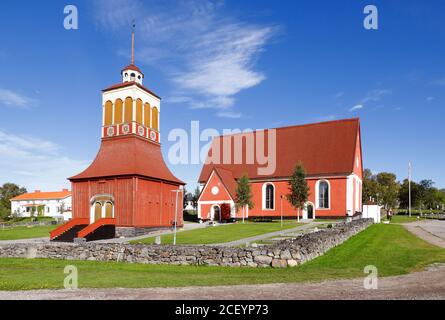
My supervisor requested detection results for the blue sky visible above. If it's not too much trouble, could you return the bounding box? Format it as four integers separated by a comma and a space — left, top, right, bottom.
0, 0, 444, 192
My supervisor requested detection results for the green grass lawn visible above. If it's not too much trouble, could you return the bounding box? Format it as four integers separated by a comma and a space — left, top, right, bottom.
132, 221, 303, 245
1, 224, 444, 290
0, 225, 57, 241
383, 215, 422, 224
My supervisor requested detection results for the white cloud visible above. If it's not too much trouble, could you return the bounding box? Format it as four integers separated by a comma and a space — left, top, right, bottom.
349, 104, 363, 112
349, 88, 390, 112
216, 111, 242, 119
93, 0, 276, 117
427, 96, 434, 101
0, 130, 89, 191
0, 88, 36, 108
361, 89, 390, 104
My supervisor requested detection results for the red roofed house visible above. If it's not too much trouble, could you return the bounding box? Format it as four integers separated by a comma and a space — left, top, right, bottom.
50, 32, 184, 242
10, 189, 72, 221
197, 118, 363, 221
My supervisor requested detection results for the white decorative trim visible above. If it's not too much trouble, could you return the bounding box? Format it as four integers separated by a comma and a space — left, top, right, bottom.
346, 175, 354, 216
198, 200, 234, 205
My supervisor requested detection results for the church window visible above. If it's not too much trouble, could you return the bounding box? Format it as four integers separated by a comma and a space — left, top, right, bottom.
104, 101, 113, 126
263, 183, 275, 210
124, 97, 133, 123
114, 99, 123, 124
152, 107, 159, 131
317, 180, 330, 209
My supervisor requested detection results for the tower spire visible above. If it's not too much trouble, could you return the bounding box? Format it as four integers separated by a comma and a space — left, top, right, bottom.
131, 21, 135, 65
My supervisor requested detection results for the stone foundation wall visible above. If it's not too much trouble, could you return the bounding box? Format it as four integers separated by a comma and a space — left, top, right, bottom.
115, 227, 168, 238
0, 219, 373, 268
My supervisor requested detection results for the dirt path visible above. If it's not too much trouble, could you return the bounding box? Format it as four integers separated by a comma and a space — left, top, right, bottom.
1, 264, 444, 300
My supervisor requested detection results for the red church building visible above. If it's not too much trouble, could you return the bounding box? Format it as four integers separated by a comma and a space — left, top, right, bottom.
50, 32, 184, 242
197, 118, 363, 221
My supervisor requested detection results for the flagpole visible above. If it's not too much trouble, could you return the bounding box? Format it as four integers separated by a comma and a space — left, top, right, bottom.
408, 162, 412, 217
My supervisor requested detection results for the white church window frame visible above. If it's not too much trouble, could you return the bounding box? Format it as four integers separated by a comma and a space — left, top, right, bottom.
262, 182, 275, 210
316, 179, 331, 210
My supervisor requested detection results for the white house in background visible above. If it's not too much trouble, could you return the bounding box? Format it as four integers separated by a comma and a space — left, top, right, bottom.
10, 189, 72, 221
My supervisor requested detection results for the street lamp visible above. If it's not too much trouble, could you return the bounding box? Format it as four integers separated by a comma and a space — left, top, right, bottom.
171, 186, 183, 246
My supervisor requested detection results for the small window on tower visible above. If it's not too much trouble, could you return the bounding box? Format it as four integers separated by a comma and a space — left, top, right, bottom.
138, 75, 141, 80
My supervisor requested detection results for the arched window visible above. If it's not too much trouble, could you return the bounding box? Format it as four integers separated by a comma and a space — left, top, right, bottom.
144, 103, 151, 127
94, 202, 102, 221
105, 202, 113, 218
318, 180, 330, 209
264, 184, 274, 210
124, 97, 133, 123
104, 101, 113, 126
136, 99, 143, 124
114, 99, 123, 124
130, 73, 136, 81
152, 107, 159, 131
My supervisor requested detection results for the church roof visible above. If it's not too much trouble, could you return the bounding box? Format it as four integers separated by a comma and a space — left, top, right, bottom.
69, 135, 184, 185
102, 81, 161, 99
213, 167, 237, 200
198, 118, 361, 183
121, 64, 144, 75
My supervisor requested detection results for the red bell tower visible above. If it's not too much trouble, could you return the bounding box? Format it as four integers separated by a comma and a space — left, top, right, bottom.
51, 27, 184, 242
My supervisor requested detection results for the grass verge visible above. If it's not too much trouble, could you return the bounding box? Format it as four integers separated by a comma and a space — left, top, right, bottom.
0, 225, 57, 241
132, 221, 303, 245
0, 224, 444, 290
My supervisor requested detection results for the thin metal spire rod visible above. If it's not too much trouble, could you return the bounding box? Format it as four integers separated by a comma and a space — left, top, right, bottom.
131, 21, 135, 65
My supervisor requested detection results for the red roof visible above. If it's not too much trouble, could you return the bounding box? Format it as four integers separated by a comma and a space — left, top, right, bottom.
11, 190, 71, 201
69, 135, 184, 185
121, 64, 144, 76
213, 167, 237, 199
198, 118, 361, 183
102, 81, 161, 100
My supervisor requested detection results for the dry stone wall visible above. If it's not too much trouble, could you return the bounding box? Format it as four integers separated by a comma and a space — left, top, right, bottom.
0, 219, 373, 268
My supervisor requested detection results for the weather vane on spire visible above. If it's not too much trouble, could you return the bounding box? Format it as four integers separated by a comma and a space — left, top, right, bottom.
131, 20, 136, 65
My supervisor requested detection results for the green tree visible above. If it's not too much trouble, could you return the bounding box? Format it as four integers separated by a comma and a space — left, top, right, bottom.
192, 186, 201, 207
376, 172, 400, 209
286, 162, 310, 221
363, 169, 380, 203
0, 183, 27, 221
418, 180, 438, 210
235, 173, 253, 223
399, 179, 421, 209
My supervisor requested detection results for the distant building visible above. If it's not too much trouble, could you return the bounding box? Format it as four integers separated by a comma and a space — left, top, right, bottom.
10, 189, 72, 221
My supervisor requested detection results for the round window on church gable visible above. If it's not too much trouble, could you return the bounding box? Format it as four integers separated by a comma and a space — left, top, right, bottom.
211, 186, 219, 195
